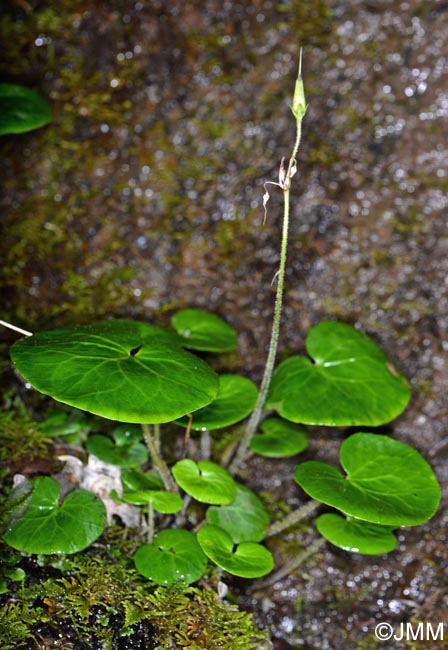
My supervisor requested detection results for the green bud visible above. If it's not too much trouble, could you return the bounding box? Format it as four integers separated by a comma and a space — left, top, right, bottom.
291, 49, 307, 121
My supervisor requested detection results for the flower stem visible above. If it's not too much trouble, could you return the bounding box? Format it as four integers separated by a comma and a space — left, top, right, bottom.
229, 111, 304, 475
141, 423, 176, 491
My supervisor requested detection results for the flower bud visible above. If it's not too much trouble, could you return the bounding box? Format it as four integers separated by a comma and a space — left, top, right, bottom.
291, 49, 307, 121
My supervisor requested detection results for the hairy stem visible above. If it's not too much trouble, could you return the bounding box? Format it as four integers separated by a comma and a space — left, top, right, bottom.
153, 422, 161, 453
251, 536, 325, 590
229, 116, 304, 475
141, 423, 176, 491
266, 499, 320, 538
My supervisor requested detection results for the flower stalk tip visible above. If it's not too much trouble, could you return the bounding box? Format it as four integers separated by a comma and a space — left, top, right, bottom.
291, 48, 307, 122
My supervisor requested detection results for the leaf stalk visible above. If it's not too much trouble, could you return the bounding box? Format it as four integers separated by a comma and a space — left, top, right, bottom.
142, 424, 176, 492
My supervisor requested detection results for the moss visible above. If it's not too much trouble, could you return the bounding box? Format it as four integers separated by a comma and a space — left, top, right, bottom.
258, 490, 292, 522
0, 546, 270, 649
0, 0, 337, 331
129, 583, 270, 650
0, 405, 51, 465
0, 602, 40, 650
318, 298, 349, 318
0, 3, 150, 328
276, 0, 333, 39
213, 211, 257, 270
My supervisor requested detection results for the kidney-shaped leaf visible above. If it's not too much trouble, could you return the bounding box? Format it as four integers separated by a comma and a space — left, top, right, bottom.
316, 513, 397, 555
206, 485, 269, 543
176, 375, 258, 431
120, 490, 183, 514
86, 423, 148, 467
0, 83, 52, 135
40, 409, 90, 439
3, 477, 106, 554
171, 309, 237, 352
250, 417, 308, 458
294, 433, 441, 526
134, 529, 207, 585
197, 525, 274, 578
266, 321, 411, 426
172, 459, 236, 505
121, 467, 164, 492
10, 320, 219, 424
87, 434, 146, 467
112, 423, 143, 446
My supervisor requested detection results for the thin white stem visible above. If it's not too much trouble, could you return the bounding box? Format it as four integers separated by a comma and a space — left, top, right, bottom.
0, 320, 33, 337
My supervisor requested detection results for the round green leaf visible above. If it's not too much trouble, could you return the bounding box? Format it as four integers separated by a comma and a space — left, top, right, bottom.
294, 433, 441, 526
3, 567, 26, 582
0, 83, 52, 135
146, 491, 183, 514
206, 485, 269, 543
197, 525, 274, 578
266, 321, 411, 426
250, 417, 308, 458
3, 477, 106, 554
40, 409, 90, 438
121, 467, 164, 492
86, 431, 148, 467
120, 490, 183, 514
112, 423, 143, 445
176, 375, 258, 430
316, 513, 397, 554
10, 320, 219, 424
171, 309, 237, 352
172, 459, 237, 505
134, 529, 207, 585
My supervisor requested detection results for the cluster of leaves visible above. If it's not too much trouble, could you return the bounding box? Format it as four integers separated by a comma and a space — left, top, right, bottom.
1, 307, 441, 594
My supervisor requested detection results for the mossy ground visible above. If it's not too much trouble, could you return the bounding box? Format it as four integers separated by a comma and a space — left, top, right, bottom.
0, 544, 269, 649
0, 402, 271, 650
